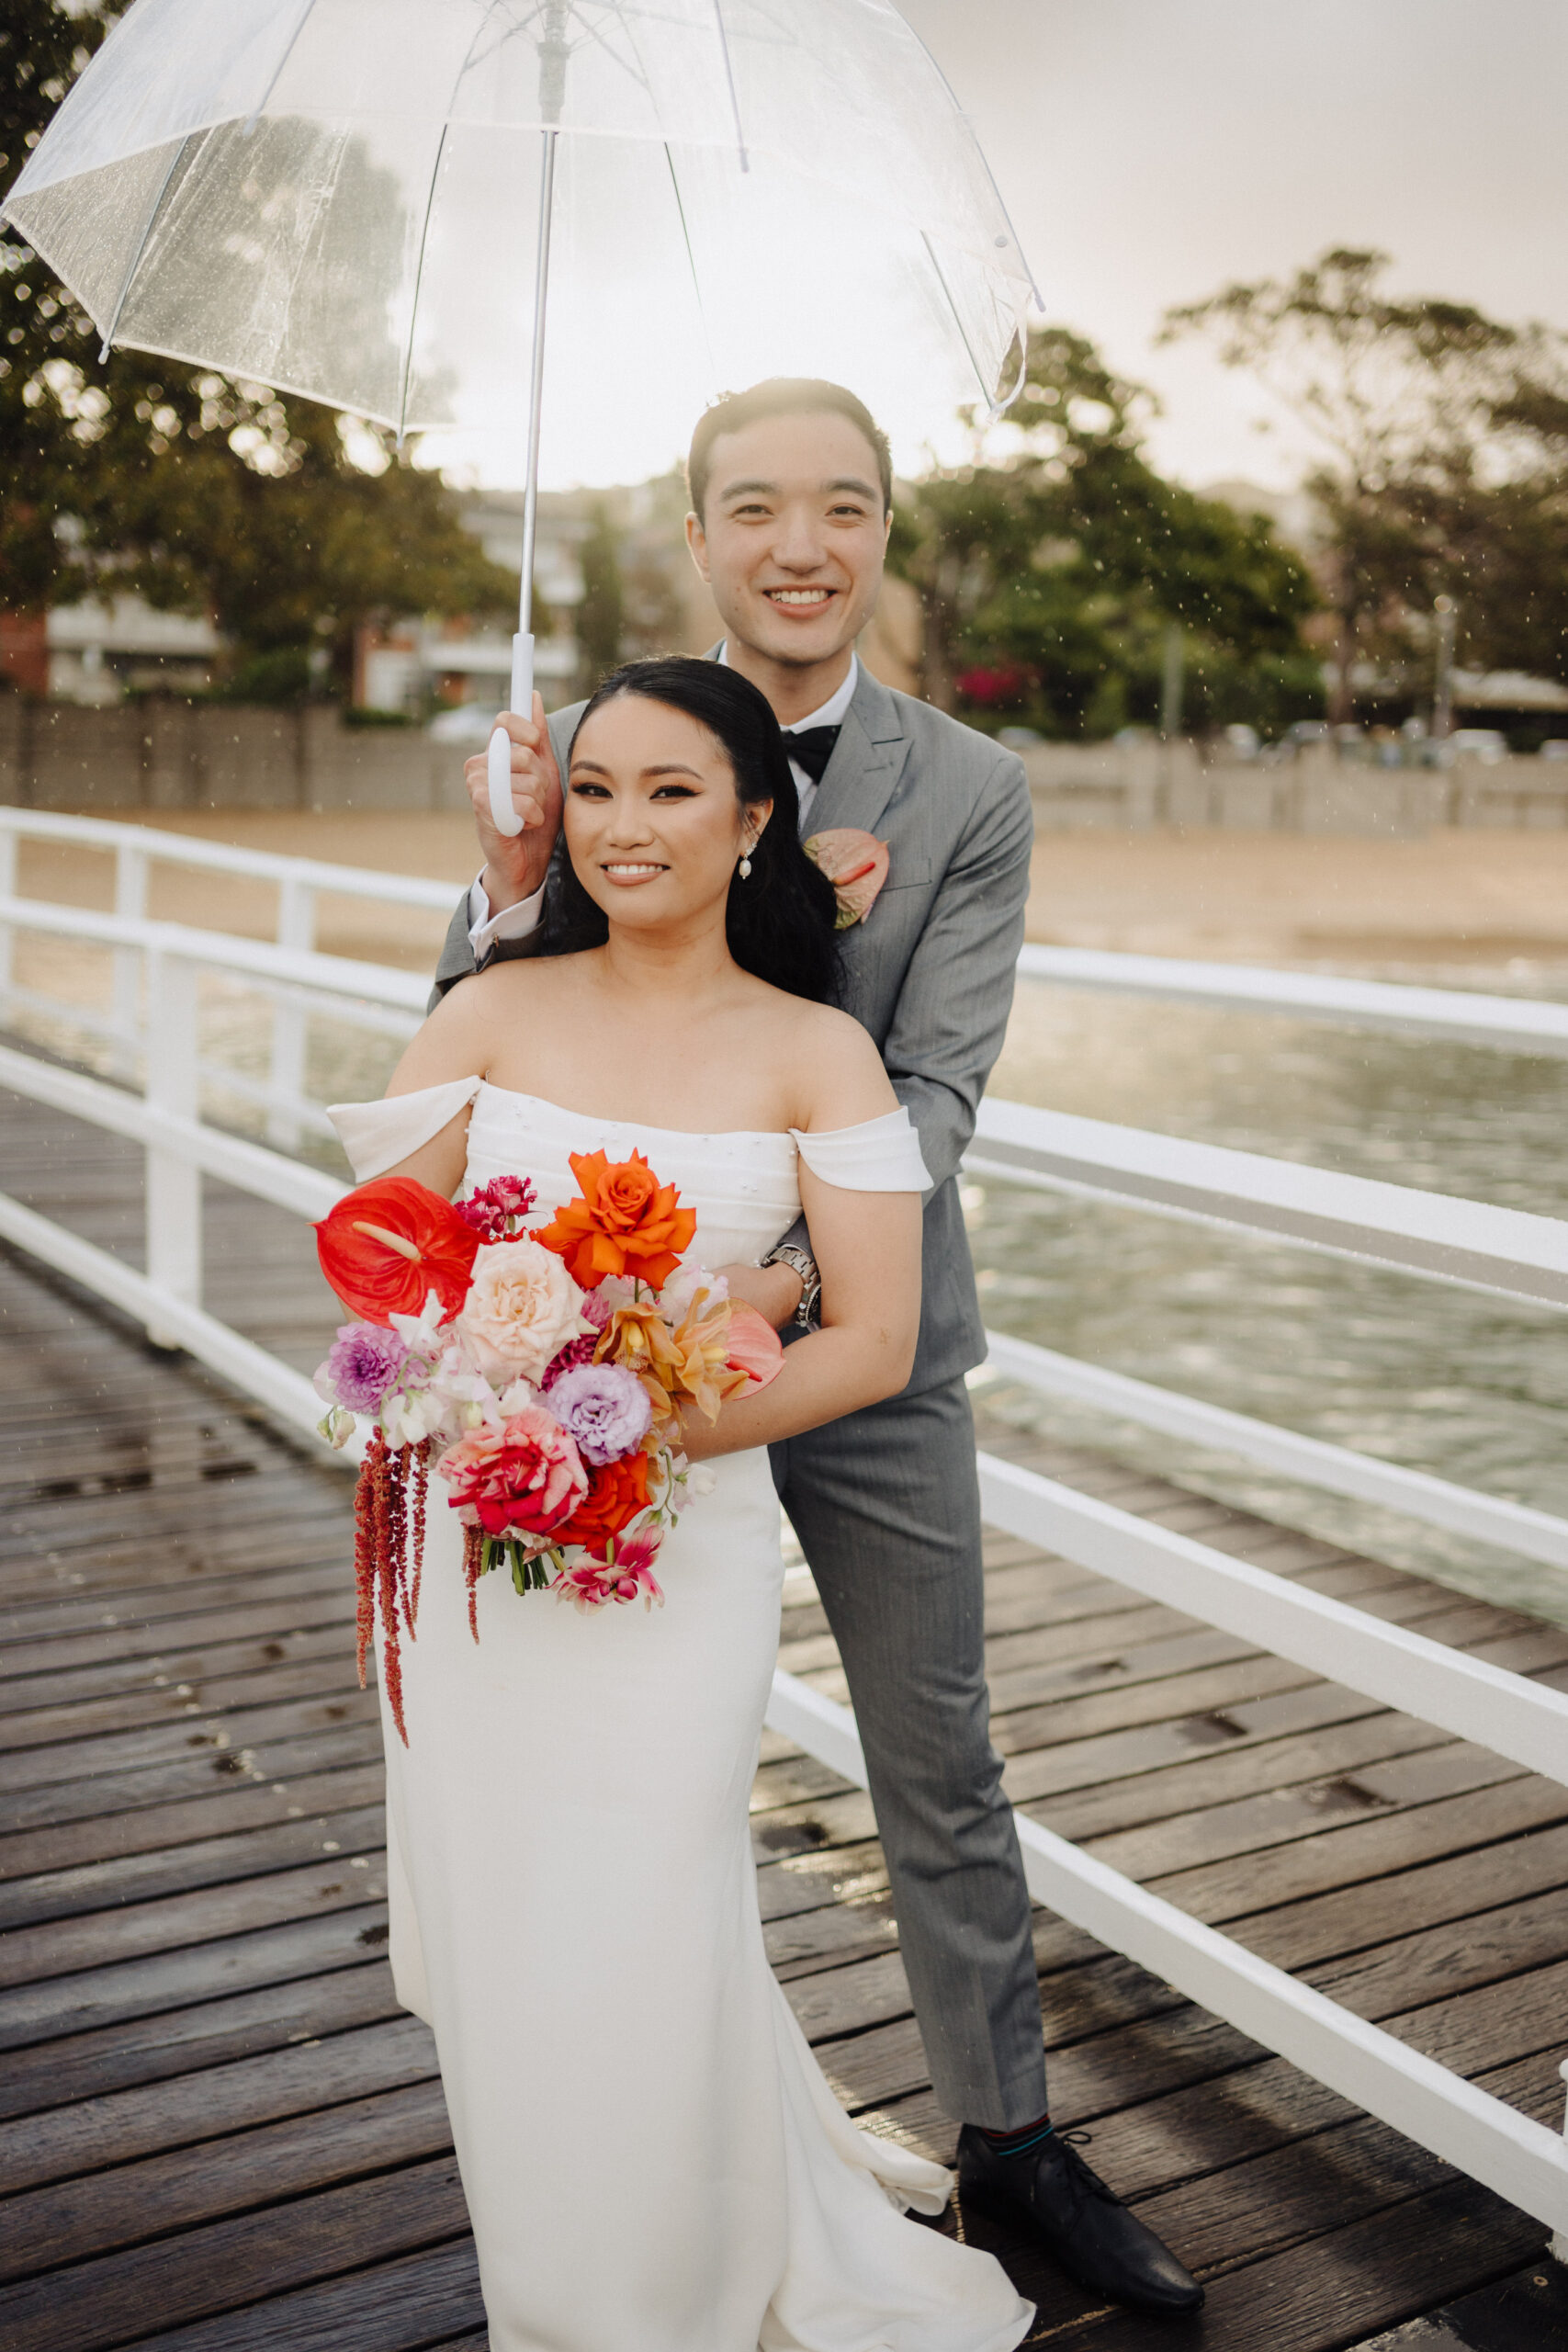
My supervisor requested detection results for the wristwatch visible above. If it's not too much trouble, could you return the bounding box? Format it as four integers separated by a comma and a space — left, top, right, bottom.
761, 1241, 821, 1331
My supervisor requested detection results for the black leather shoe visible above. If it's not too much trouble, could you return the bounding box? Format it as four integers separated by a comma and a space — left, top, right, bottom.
956, 2124, 1204, 2316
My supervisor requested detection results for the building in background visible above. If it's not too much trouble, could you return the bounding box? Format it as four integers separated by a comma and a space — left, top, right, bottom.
351, 474, 924, 717
0, 597, 223, 704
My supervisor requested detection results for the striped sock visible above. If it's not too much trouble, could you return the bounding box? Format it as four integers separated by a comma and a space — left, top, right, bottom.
977, 2112, 1055, 2159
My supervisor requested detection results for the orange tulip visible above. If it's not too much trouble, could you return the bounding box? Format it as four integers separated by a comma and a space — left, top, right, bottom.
534, 1150, 696, 1291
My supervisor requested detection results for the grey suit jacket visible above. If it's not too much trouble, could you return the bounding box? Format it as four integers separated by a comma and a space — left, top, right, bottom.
432, 664, 1033, 1396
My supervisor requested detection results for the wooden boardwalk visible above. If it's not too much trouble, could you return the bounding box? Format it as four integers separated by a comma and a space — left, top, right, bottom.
3, 1077, 1567, 2350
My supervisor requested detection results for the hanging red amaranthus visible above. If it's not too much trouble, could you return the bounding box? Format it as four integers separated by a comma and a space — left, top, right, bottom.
352, 1431, 432, 1746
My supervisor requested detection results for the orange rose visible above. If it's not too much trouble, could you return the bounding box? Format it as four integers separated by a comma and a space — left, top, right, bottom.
534, 1150, 697, 1291
552, 1447, 652, 1556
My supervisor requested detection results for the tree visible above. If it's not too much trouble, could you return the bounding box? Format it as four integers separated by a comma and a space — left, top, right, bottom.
2, 0, 515, 697
1163, 248, 1568, 716
575, 502, 625, 691
891, 328, 1319, 739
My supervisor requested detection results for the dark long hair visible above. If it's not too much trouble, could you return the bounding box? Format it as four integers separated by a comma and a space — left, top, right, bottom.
537, 657, 841, 1005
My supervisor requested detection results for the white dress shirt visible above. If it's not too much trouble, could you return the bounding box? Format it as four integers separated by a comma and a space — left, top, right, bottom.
466, 650, 860, 960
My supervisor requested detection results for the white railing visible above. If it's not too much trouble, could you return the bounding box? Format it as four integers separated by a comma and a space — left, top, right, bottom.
1, 812, 1565, 2239
1018, 944, 1568, 1059
0, 807, 448, 1146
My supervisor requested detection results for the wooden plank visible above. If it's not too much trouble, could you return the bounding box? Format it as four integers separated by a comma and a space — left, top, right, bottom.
0, 1907, 389, 2050
1151, 1776, 1568, 1927
96, 2239, 485, 2352
0, 1689, 379, 1792
1033, 2175, 1545, 2351
1226, 1823, 1568, 1972
0, 2013, 438, 2194
0, 1850, 389, 1990
0, 1962, 407, 2122
0, 1803, 389, 1930
0, 2152, 470, 2352
0, 1754, 386, 1877
0, 2078, 455, 2282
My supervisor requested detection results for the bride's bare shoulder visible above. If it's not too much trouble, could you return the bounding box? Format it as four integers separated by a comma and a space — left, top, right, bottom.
771, 997, 896, 1129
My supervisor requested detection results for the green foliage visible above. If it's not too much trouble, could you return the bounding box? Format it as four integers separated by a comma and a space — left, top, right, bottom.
1, 1, 516, 692
1166, 247, 1568, 699
891, 329, 1319, 739
575, 501, 625, 689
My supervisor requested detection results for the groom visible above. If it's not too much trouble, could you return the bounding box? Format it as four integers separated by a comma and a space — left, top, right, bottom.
432, 379, 1201, 2318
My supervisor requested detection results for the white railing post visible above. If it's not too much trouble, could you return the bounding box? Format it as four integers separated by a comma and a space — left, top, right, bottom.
111, 843, 149, 1079
268, 876, 315, 1150
0, 819, 15, 1019
1555, 2059, 1568, 2262
143, 946, 201, 1349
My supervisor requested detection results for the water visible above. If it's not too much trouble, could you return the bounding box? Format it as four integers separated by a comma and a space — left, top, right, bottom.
971, 971, 1568, 1628
14, 943, 1568, 1627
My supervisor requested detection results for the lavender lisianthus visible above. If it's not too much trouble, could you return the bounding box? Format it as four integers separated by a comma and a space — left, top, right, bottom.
543, 1360, 652, 1464
316, 1321, 409, 1413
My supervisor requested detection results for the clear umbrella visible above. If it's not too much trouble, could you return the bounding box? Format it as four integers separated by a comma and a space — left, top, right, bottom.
5, 0, 1037, 829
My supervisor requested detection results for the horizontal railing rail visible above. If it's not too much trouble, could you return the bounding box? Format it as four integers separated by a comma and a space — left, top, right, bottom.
0, 804, 459, 909
966, 1096, 1568, 1311
767, 1669, 1568, 2241
1, 820, 1565, 2233
981, 1329, 1568, 1575
1017, 944, 1568, 1059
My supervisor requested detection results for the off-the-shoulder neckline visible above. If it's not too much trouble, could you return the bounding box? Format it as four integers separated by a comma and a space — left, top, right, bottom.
462, 1080, 905, 1149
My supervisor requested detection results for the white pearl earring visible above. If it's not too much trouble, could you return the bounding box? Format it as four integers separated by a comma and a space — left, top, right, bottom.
739, 848, 752, 879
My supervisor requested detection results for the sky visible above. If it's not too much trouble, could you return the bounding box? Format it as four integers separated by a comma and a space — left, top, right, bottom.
894, 0, 1568, 491
426, 0, 1568, 497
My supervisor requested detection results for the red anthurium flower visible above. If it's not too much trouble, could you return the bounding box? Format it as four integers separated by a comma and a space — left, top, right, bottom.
316, 1177, 479, 1325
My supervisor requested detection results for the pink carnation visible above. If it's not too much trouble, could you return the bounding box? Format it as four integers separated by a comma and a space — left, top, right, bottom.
435, 1406, 587, 1540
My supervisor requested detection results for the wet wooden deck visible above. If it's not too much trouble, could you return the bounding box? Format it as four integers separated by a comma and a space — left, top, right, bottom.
2, 1078, 1566, 2350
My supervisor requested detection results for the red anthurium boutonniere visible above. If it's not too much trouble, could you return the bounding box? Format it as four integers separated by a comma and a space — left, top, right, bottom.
802, 829, 890, 930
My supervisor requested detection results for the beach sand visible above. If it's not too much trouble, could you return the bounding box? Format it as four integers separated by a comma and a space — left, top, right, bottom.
17, 810, 1568, 977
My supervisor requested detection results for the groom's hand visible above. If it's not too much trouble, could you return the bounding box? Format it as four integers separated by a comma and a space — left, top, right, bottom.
462, 692, 563, 914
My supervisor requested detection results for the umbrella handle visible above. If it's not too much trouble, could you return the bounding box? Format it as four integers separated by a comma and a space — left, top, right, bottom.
486, 633, 536, 838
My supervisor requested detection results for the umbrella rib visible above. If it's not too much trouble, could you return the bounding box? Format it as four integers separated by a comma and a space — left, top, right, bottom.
397, 123, 450, 447
663, 145, 716, 385
243, 0, 319, 136
896, 13, 1043, 312
96, 133, 191, 362
919, 228, 987, 406
710, 1, 750, 171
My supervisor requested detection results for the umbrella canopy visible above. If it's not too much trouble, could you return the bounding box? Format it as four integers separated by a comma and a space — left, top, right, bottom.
5, 0, 1038, 475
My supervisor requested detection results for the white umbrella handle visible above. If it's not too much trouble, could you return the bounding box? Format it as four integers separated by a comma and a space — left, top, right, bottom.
486, 631, 536, 838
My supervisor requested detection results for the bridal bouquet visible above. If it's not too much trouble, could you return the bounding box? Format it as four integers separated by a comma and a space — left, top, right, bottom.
311, 1149, 783, 1740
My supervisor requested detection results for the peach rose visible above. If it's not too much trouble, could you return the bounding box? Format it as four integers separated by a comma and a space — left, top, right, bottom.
456, 1237, 588, 1384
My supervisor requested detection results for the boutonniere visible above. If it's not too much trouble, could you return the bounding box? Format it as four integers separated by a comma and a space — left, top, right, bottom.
803, 829, 890, 931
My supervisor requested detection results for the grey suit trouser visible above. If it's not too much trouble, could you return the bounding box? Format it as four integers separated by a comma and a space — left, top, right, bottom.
770, 1375, 1048, 2130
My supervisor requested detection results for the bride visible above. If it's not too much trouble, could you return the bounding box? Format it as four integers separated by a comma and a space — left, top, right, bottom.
327, 658, 1034, 2352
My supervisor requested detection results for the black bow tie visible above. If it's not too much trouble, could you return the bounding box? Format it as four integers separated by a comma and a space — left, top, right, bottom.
784, 724, 841, 786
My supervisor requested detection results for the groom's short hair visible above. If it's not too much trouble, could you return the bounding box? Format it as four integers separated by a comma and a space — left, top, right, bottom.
687, 380, 893, 520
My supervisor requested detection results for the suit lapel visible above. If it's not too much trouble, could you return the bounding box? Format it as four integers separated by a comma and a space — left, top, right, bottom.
797, 669, 909, 842
701, 644, 911, 840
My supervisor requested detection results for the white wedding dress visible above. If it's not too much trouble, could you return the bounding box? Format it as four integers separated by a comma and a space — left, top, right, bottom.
328, 1079, 1033, 2352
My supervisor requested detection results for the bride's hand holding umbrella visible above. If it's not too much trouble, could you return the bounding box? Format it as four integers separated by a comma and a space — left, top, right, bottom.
462, 690, 563, 915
